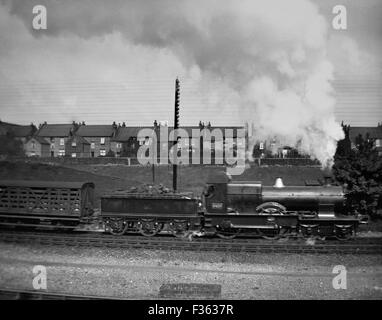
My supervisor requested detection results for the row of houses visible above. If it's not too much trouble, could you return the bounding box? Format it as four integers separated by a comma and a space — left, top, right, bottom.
0, 120, 246, 158
1, 120, 381, 158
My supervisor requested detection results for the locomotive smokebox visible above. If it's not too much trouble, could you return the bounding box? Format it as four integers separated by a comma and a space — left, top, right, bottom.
273, 177, 285, 188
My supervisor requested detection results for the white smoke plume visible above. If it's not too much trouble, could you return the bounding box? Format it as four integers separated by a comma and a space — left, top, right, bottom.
2, 0, 344, 166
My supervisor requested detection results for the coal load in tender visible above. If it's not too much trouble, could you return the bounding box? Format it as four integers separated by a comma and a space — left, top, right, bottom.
115, 184, 172, 195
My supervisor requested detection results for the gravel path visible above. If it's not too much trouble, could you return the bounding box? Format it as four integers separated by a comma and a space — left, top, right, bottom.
0, 242, 381, 299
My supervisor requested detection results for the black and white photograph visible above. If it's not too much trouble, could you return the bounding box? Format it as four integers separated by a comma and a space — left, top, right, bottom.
0, 0, 381, 307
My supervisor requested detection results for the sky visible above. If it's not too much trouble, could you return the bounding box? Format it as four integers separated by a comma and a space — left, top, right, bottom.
0, 0, 381, 128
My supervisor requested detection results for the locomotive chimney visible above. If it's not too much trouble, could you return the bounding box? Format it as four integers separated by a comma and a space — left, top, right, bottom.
273, 177, 285, 188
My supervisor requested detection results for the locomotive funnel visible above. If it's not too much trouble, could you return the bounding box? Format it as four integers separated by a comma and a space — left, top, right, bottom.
273, 177, 285, 188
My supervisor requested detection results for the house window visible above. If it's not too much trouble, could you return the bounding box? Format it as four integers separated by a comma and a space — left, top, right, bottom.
100, 137, 105, 145
259, 142, 264, 150
58, 150, 65, 157
91, 142, 95, 149
31, 141, 36, 149
100, 149, 106, 156
376, 139, 381, 147
71, 153, 76, 158
60, 138, 65, 146
72, 141, 77, 147
116, 143, 122, 149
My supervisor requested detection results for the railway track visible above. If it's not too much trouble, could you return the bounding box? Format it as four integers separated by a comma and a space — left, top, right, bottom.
0, 230, 381, 254
0, 288, 119, 300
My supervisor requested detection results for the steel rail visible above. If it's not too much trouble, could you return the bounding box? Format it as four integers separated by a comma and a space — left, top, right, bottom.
0, 288, 123, 300
0, 230, 381, 254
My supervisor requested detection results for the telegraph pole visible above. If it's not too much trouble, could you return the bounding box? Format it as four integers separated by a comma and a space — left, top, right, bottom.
173, 78, 180, 192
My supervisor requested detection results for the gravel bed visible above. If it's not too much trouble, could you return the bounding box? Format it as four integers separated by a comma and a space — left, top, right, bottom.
0, 242, 381, 299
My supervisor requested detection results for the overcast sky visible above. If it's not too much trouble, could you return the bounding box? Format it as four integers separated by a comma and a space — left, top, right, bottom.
0, 0, 381, 127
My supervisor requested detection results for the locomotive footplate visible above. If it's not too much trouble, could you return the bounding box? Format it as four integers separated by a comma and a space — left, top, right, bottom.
204, 213, 299, 229
204, 213, 299, 239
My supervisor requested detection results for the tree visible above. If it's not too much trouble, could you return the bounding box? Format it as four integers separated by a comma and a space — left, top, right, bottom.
333, 130, 382, 218
0, 132, 24, 157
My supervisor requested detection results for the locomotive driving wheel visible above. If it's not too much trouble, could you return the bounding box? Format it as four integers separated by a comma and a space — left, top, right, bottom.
138, 219, 163, 237
169, 220, 190, 238
215, 220, 241, 239
109, 218, 127, 236
255, 202, 287, 239
216, 227, 241, 239
256, 202, 286, 214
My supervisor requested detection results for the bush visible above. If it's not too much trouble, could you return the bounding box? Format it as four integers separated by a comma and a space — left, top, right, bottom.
0, 133, 24, 157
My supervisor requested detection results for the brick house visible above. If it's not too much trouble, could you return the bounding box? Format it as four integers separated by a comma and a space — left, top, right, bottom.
24, 136, 50, 157
76, 124, 118, 157
349, 124, 382, 156
36, 123, 77, 157
113, 126, 143, 157
115, 121, 245, 163
65, 135, 91, 158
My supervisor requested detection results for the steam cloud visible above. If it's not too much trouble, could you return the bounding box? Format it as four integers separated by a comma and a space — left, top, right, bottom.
3, 0, 345, 167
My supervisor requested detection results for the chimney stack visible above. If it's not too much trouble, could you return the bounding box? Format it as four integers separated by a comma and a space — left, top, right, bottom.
273, 177, 285, 188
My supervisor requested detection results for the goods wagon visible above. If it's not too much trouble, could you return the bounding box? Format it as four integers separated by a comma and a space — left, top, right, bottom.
0, 180, 95, 229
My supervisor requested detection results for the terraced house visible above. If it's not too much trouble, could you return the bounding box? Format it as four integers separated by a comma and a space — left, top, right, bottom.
35, 123, 77, 157
24, 136, 50, 157
65, 135, 91, 158
75, 124, 118, 157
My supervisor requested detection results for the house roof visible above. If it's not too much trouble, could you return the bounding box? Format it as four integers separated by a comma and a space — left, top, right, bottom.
28, 136, 50, 145
113, 125, 245, 141
67, 135, 90, 145
36, 124, 74, 137
158, 126, 243, 139
113, 126, 145, 141
76, 125, 115, 137
349, 126, 382, 141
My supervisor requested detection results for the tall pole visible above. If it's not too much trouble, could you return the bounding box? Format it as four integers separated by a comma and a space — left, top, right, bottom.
173, 78, 180, 192
152, 130, 155, 184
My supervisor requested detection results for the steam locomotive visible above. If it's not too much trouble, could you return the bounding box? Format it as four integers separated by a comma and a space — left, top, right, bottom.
0, 173, 368, 240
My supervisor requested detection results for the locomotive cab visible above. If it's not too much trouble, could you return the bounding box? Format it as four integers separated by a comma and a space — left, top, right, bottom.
203, 172, 229, 213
